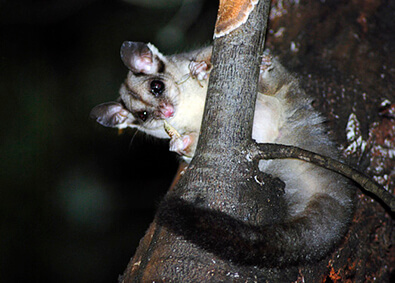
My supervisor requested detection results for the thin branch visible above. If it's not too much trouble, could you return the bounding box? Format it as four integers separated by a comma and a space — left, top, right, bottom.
250, 142, 395, 212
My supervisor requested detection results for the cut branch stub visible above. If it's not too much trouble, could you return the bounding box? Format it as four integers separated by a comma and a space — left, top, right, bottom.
215, 0, 259, 38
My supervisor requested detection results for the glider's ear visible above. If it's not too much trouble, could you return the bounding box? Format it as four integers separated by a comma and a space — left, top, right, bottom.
120, 41, 164, 75
90, 101, 135, 128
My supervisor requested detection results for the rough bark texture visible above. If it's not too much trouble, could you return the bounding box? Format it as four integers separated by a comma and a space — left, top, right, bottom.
265, 0, 394, 281
121, 0, 394, 281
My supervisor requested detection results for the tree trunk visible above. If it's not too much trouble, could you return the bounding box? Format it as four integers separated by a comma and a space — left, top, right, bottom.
265, 0, 394, 280
120, 0, 394, 281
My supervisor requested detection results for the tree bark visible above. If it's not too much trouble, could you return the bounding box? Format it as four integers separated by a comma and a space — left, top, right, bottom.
120, 0, 297, 281
120, 0, 394, 281
264, 0, 394, 281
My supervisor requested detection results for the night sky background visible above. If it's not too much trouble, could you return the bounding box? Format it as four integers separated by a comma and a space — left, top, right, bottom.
0, 0, 217, 282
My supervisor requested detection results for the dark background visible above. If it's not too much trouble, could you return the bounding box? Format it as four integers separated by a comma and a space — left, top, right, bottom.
0, 0, 217, 282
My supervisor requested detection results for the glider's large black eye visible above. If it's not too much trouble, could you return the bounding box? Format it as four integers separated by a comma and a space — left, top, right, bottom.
150, 80, 165, 96
137, 111, 149, 122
